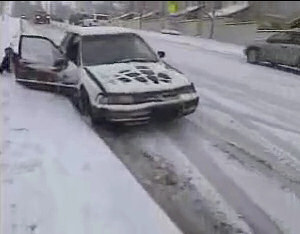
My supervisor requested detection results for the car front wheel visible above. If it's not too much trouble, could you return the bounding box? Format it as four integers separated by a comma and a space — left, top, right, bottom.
247, 49, 259, 64
79, 88, 101, 124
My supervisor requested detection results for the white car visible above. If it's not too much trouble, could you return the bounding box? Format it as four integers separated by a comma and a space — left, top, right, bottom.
93, 14, 110, 26
79, 18, 98, 27
13, 27, 199, 125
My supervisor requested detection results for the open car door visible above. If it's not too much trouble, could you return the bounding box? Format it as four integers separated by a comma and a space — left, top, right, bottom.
15, 35, 78, 94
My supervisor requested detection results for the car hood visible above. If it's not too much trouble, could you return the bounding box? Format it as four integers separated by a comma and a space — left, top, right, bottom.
85, 62, 191, 93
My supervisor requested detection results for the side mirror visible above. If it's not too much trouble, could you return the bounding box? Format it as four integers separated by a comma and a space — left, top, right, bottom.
54, 58, 68, 68
157, 51, 165, 58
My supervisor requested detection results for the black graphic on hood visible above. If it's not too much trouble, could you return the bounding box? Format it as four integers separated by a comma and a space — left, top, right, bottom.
115, 67, 172, 84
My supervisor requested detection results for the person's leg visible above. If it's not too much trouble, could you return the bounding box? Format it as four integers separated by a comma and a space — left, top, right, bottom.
2, 56, 10, 72
0, 58, 5, 74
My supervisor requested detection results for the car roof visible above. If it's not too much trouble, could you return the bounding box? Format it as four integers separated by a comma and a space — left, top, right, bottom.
66, 26, 135, 36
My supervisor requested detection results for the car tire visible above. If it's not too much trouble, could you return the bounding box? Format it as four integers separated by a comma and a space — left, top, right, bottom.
79, 87, 101, 125
247, 49, 259, 64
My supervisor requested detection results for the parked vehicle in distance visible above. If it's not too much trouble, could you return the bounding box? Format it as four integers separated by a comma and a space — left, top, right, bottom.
69, 13, 93, 26
79, 17, 98, 27
93, 14, 110, 26
33, 10, 50, 24
245, 30, 300, 67
12, 27, 199, 125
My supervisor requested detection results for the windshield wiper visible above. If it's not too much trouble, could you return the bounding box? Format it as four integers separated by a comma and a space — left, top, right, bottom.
115, 58, 157, 63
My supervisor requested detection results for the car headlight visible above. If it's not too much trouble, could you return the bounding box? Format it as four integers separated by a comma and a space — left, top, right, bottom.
96, 94, 135, 105
96, 94, 108, 104
36, 16, 41, 18
46, 16, 50, 19
180, 83, 196, 94
108, 95, 135, 104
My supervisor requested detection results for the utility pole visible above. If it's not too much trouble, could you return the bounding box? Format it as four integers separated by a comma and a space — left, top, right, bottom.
0, 1, 3, 15
160, 1, 166, 30
199, 1, 216, 39
139, 1, 145, 29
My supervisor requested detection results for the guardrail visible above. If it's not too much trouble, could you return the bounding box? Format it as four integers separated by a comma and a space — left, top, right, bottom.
257, 29, 299, 33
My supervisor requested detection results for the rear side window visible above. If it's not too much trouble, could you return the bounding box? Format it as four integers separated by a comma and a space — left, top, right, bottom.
65, 35, 81, 65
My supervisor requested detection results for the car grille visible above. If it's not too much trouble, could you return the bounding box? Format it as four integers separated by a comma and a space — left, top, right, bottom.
132, 86, 194, 104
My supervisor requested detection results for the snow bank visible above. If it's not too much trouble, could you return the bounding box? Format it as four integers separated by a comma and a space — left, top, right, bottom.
50, 20, 244, 57
213, 2, 250, 17
0, 17, 182, 234
139, 30, 244, 57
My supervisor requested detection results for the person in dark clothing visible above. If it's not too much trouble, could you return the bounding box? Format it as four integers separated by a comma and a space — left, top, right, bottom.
0, 47, 14, 74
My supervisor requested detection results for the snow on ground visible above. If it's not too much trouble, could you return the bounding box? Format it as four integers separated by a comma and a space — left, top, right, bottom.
125, 130, 254, 233
203, 141, 300, 234
0, 16, 183, 234
5, 18, 300, 234
213, 2, 250, 17
139, 30, 244, 57
23, 20, 256, 234
146, 29, 300, 233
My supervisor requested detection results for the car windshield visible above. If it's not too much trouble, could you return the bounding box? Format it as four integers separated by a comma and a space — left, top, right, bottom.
96, 15, 108, 20
267, 32, 300, 44
82, 33, 158, 66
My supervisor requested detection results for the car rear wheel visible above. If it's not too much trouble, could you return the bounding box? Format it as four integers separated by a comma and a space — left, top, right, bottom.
247, 49, 259, 64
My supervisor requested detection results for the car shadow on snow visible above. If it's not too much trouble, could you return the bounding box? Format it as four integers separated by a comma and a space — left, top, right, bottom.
92, 118, 184, 134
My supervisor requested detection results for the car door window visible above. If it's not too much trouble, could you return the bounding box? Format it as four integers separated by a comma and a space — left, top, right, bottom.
66, 35, 81, 65
21, 36, 61, 66
267, 32, 292, 44
60, 33, 73, 54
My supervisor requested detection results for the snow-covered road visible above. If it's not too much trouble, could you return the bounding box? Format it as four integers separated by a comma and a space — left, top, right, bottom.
2, 18, 300, 234
98, 26, 300, 234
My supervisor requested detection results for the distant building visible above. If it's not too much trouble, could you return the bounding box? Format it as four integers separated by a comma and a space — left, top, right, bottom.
248, 1, 300, 20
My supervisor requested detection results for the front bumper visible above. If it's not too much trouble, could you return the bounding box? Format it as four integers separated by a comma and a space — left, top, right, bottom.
92, 94, 199, 124
34, 18, 49, 24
